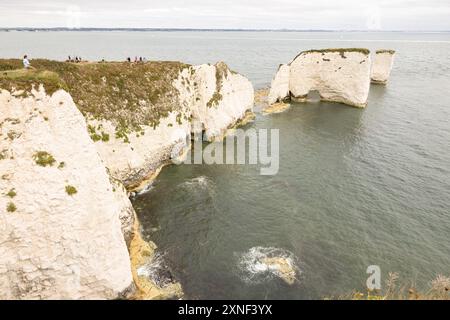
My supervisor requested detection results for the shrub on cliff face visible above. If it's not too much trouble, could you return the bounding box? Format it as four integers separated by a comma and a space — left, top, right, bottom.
101, 132, 110, 142
6, 189, 16, 198
376, 49, 396, 54
87, 124, 111, 143
207, 62, 228, 108
65, 185, 78, 196
207, 92, 223, 108
33, 151, 56, 167
6, 202, 17, 213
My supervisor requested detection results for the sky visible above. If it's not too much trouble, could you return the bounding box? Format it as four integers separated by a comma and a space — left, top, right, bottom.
1, 0, 450, 31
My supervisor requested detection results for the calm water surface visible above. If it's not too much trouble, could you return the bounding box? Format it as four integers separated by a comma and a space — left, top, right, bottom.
2, 31, 449, 299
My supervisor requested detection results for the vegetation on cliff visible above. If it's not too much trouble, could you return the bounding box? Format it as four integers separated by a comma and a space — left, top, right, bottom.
376, 49, 396, 54
290, 48, 371, 64
0, 59, 191, 134
33, 151, 56, 167
206, 62, 229, 108
301, 48, 371, 55
65, 185, 78, 196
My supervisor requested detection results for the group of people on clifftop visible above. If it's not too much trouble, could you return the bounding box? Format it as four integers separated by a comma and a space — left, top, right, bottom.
126, 56, 148, 63
21, 54, 150, 69
67, 56, 83, 63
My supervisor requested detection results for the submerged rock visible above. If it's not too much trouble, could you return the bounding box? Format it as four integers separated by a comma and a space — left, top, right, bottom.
237, 246, 299, 285
371, 50, 396, 85
261, 257, 297, 285
262, 102, 291, 115
129, 220, 183, 300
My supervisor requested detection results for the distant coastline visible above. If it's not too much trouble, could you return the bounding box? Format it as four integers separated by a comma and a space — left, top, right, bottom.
1, 28, 450, 33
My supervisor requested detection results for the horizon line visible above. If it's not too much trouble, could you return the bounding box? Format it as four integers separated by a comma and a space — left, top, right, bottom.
1, 27, 450, 33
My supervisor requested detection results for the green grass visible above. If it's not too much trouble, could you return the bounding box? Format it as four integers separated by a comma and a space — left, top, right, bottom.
301, 48, 371, 55
33, 151, 56, 167
65, 185, 78, 196
0, 69, 67, 96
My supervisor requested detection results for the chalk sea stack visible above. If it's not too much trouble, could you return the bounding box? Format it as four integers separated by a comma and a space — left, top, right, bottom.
371, 50, 396, 85
269, 49, 372, 108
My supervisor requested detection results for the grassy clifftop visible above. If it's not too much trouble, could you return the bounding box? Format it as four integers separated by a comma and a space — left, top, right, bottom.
376, 49, 396, 54
0, 59, 190, 132
301, 48, 371, 55
290, 48, 371, 64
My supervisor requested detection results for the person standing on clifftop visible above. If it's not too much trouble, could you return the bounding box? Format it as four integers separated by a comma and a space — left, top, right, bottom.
23, 55, 35, 70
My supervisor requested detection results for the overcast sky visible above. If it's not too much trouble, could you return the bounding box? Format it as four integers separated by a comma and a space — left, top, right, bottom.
1, 0, 450, 31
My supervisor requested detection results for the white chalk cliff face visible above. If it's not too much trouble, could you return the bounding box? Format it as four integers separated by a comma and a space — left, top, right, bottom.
268, 49, 372, 108
0, 87, 134, 299
189, 62, 255, 141
371, 50, 396, 84
89, 111, 192, 192
91, 62, 254, 191
268, 64, 290, 105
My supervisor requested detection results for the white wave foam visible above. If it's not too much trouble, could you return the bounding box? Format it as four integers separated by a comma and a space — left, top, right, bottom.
135, 182, 155, 196
179, 176, 210, 189
137, 252, 175, 288
237, 246, 301, 285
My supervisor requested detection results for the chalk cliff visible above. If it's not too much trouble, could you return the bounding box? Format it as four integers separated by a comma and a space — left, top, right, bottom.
371, 50, 396, 84
190, 62, 255, 142
268, 49, 372, 108
86, 62, 254, 191
268, 64, 290, 105
0, 59, 254, 299
0, 87, 134, 299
